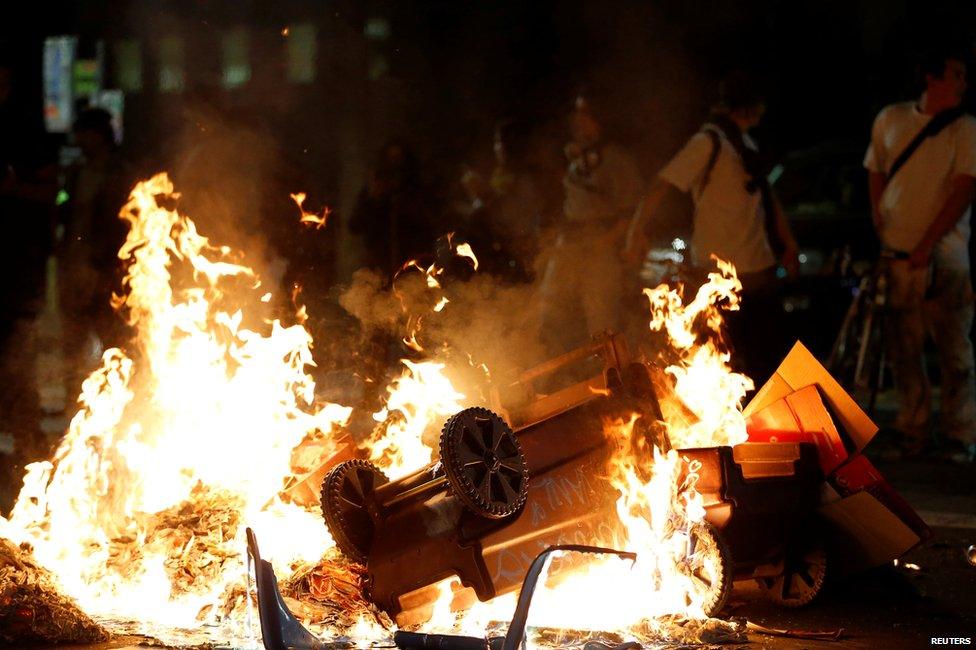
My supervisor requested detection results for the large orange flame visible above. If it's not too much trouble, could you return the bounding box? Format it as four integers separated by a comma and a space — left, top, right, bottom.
397, 264, 750, 644
644, 258, 751, 449
1, 174, 751, 646
1, 174, 350, 634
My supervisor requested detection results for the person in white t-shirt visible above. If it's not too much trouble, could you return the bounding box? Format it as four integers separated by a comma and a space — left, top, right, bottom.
864, 50, 976, 462
539, 91, 643, 354
625, 71, 798, 383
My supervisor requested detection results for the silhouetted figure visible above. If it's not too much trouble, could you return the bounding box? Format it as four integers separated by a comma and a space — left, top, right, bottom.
350, 141, 437, 279
58, 108, 130, 383
627, 71, 799, 384
539, 92, 642, 354
456, 120, 548, 281
865, 48, 976, 462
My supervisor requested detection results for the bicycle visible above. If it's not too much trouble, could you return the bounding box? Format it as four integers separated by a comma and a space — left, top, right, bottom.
826, 249, 907, 414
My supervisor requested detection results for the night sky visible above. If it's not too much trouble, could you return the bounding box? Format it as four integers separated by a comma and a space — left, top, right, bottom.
3, 1, 975, 157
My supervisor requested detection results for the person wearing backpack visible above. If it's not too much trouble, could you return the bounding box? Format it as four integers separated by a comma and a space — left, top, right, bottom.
864, 48, 976, 463
624, 70, 799, 384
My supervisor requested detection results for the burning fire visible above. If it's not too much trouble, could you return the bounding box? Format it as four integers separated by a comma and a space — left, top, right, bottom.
371, 262, 750, 644
644, 257, 751, 449
393, 234, 480, 352
367, 360, 466, 480
1, 174, 350, 636
290, 191, 330, 229
1, 170, 751, 647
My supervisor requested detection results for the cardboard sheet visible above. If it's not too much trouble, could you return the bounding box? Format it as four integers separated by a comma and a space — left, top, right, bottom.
745, 384, 849, 474
744, 341, 878, 452
819, 491, 921, 574
744, 341, 929, 569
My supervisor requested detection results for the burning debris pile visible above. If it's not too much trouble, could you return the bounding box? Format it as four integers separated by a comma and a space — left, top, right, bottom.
278, 549, 392, 633
0, 173, 924, 649
527, 618, 747, 648
0, 174, 352, 645
0, 173, 759, 647
0, 537, 109, 644
138, 486, 244, 613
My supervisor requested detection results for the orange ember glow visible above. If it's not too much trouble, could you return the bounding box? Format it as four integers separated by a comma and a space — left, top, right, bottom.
290, 191, 329, 229
0, 174, 751, 647
2, 174, 349, 640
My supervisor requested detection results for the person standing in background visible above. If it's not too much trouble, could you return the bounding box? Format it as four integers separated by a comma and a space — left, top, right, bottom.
539, 91, 642, 354
58, 108, 130, 382
625, 71, 799, 384
864, 48, 976, 463
457, 119, 549, 282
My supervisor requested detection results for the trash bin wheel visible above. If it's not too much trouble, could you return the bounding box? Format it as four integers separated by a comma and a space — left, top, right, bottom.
440, 407, 528, 519
320, 459, 389, 563
679, 521, 733, 617
757, 542, 827, 607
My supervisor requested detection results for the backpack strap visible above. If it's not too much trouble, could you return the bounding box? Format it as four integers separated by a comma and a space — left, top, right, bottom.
886, 105, 967, 182
704, 117, 785, 255
699, 127, 722, 192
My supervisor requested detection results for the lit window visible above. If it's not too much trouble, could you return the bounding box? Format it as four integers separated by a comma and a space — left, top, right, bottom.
364, 17, 390, 41
43, 36, 77, 133
91, 90, 125, 143
112, 39, 142, 92
222, 27, 251, 89
73, 59, 101, 97
286, 23, 317, 84
158, 36, 185, 93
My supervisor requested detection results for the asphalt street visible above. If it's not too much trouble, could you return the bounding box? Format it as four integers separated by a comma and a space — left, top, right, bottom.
731, 452, 976, 650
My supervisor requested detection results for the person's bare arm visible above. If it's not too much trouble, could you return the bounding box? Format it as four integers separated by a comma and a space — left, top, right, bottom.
868, 171, 886, 232
908, 174, 976, 269
623, 177, 673, 264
